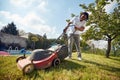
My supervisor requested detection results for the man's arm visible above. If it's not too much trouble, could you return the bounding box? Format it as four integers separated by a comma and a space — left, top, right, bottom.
74, 26, 85, 31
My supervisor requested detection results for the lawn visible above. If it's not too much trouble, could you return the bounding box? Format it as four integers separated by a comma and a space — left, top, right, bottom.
0, 53, 120, 80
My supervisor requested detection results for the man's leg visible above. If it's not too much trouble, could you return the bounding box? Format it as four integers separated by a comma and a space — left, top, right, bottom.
68, 34, 74, 58
73, 34, 81, 58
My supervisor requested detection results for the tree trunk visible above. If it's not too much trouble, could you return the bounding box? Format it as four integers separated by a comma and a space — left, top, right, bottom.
33, 41, 35, 49
106, 38, 112, 58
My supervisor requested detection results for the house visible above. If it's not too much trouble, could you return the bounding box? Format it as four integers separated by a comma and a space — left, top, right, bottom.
0, 32, 27, 49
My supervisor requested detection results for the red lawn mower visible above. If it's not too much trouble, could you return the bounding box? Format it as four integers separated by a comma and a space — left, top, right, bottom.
16, 43, 68, 74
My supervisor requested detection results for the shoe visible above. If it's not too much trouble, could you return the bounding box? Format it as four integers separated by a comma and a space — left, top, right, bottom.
65, 56, 71, 59
78, 57, 82, 60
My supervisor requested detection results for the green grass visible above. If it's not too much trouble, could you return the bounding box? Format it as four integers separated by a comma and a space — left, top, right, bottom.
0, 53, 120, 80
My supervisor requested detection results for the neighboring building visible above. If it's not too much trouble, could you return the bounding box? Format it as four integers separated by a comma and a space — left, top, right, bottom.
20, 33, 30, 39
0, 32, 27, 48
87, 40, 107, 49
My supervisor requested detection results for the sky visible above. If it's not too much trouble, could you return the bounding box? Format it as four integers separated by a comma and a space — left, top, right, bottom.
0, 0, 118, 39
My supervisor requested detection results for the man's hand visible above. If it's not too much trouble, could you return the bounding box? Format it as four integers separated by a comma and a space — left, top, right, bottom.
63, 22, 73, 33
68, 22, 73, 25
63, 27, 67, 33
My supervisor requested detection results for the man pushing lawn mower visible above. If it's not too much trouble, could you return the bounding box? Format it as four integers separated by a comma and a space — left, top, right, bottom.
64, 12, 89, 61
16, 12, 89, 74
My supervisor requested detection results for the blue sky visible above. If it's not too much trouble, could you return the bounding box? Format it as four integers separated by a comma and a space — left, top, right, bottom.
0, 0, 117, 39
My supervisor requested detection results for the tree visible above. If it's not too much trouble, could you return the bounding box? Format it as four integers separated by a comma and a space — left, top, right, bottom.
19, 30, 26, 36
43, 33, 47, 39
112, 35, 120, 56
1, 22, 19, 35
80, 0, 120, 57
31, 36, 39, 49
43, 33, 50, 49
27, 33, 41, 49
66, 13, 76, 23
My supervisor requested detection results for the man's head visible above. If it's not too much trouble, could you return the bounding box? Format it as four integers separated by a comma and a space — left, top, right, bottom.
80, 12, 89, 21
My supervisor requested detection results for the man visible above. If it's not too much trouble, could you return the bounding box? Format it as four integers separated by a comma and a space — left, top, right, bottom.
64, 12, 89, 60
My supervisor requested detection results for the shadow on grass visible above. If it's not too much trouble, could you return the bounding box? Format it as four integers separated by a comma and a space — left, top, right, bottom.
83, 59, 120, 73
47, 60, 86, 71
64, 60, 85, 68
109, 57, 120, 62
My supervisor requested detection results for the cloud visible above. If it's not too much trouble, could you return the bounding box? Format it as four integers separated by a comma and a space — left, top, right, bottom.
10, 0, 34, 7
37, 0, 48, 12
104, 0, 117, 13
0, 22, 5, 29
23, 12, 45, 25
0, 11, 57, 38
10, 0, 49, 13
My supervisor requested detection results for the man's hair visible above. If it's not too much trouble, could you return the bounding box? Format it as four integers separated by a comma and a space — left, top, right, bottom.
81, 12, 89, 20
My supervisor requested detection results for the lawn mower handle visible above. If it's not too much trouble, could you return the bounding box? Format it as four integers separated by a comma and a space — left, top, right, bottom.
51, 25, 76, 46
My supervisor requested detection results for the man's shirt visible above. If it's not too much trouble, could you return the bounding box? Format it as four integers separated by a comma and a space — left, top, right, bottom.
67, 16, 86, 35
